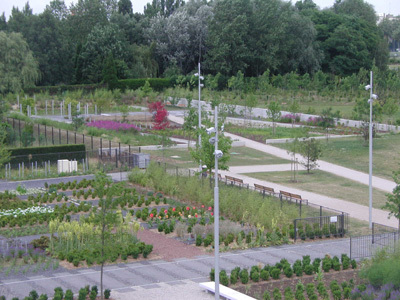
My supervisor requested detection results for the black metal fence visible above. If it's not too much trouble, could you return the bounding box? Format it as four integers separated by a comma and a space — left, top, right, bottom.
293, 214, 348, 241
4, 149, 149, 180
350, 222, 399, 259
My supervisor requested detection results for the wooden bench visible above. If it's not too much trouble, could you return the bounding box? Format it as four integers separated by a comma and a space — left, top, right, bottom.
225, 175, 248, 188
207, 171, 223, 180
254, 183, 275, 196
279, 190, 308, 205
199, 282, 256, 300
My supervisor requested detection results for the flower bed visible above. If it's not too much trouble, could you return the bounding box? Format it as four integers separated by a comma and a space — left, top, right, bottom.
0, 206, 54, 227
86, 120, 140, 132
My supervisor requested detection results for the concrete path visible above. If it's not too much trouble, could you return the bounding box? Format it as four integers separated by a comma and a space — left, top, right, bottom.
0, 239, 349, 299
169, 114, 396, 192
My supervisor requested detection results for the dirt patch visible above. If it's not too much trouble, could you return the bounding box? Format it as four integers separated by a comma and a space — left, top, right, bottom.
137, 228, 211, 261
234, 269, 361, 299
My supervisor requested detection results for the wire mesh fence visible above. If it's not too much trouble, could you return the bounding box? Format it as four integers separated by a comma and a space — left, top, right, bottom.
350, 222, 399, 259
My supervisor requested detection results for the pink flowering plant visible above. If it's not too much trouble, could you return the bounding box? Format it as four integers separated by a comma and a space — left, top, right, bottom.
86, 120, 140, 132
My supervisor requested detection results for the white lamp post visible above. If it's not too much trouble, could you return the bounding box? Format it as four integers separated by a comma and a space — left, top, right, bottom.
207, 106, 222, 299
195, 63, 204, 173
365, 71, 378, 229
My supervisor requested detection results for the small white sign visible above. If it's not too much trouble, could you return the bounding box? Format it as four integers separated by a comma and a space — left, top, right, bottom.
330, 216, 338, 223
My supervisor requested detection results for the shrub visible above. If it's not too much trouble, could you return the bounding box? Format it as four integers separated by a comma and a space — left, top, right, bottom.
284, 266, 293, 278
343, 287, 351, 299
306, 283, 315, 298
64, 290, 73, 300
143, 244, 153, 258
104, 289, 111, 299
240, 269, 249, 284
332, 289, 342, 300
322, 256, 332, 272
195, 235, 203, 246
89, 290, 97, 300
220, 270, 229, 286
271, 268, 281, 280
284, 287, 294, 300
78, 288, 87, 300
210, 268, 215, 281
351, 259, 357, 269
263, 291, 271, 300
312, 258, 321, 273
304, 264, 314, 275
38, 295, 48, 300
260, 269, 270, 281
273, 288, 282, 300
250, 269, 260, 282
29, 291, 39, 300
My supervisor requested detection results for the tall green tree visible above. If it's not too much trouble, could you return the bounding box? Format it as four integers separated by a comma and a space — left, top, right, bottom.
79, 23, 128, 83
0, 31, 40, 94
118, 0, 132, 15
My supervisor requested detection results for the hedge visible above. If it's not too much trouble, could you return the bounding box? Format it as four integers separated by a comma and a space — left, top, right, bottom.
113, 78, 172, 91
24, 84, 103, 95
9, 144, 86, 165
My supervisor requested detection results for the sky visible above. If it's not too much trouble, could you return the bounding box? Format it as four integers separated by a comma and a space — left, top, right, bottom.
1, 0, 400, 21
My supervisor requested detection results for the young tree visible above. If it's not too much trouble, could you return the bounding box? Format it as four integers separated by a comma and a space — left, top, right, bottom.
183, 107, 198, 148
383, 170, 400, 229
298, 138, 323, 174
190, 128, 232, 185
267, 101, 281, 136
288, 100, 300, 128
286, 137, 300, 182
71, 111, 84, 131
148, 101, 169, 130
91, 172, 115, 300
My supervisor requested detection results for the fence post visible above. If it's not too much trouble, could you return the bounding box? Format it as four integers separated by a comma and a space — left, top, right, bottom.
299, 200, 302, 218
44, 124, 47, 145
38, 124, 40, 146
372, 222, 375, 244
91, 136, 93, 150
59, 128, 61, 144
139, 147, 141, 153
176, 166, 178, 177
100, 138, 103, 160
52, 126, 54, 145
67, 130, 69, 144
350, 236, 352, 260
262, 189, 265, 199
83, 134, 85, 145
115, 149, 118, 168
280, 193, 282, 209
74, 132, 76, 144
109, 140, 111, 156
294, 219, 297, 242
341, 213, 344, 237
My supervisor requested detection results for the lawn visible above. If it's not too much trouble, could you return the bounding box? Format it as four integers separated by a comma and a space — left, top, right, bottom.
244, 170, 388, 210
146, 146, 290, 168
275, 133, 400, 181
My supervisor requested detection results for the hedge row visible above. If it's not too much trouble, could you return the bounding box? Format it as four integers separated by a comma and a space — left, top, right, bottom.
9, 144, 86, 165
112, 78, 172, 91
24, 84, 103, 95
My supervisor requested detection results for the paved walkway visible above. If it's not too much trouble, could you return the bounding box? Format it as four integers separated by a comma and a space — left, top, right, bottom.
0, 239, 349, 299
168, 114, 397, 227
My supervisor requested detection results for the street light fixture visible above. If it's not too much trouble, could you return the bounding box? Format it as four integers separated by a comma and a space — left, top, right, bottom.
195, 63, 204, 173
207, 106, 222, 300
365, 71, 377, 230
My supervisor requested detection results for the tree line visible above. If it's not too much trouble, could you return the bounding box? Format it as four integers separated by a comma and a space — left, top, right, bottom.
0, 0, 398, 94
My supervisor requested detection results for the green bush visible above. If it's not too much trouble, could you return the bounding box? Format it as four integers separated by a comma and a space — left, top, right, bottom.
306, 283, 315, 298
240, 269, 249, 284
271, 268, 281, 280
64, 290, 73, 300
38, 295, 48, 300
343, 287, 351, 299
322, 256, 332, 272
284, 266, 293, 278
304, 264, 314, 275
210, 268, 215, 281
273, 288, 282, 300
195, 235, 203, 246
260, 269, 270, 281
220, 270, 229, 286
78, 288, 87, 300
284, 287, 294, 300
104, 289, 111, 299
263, 291, 271, 300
